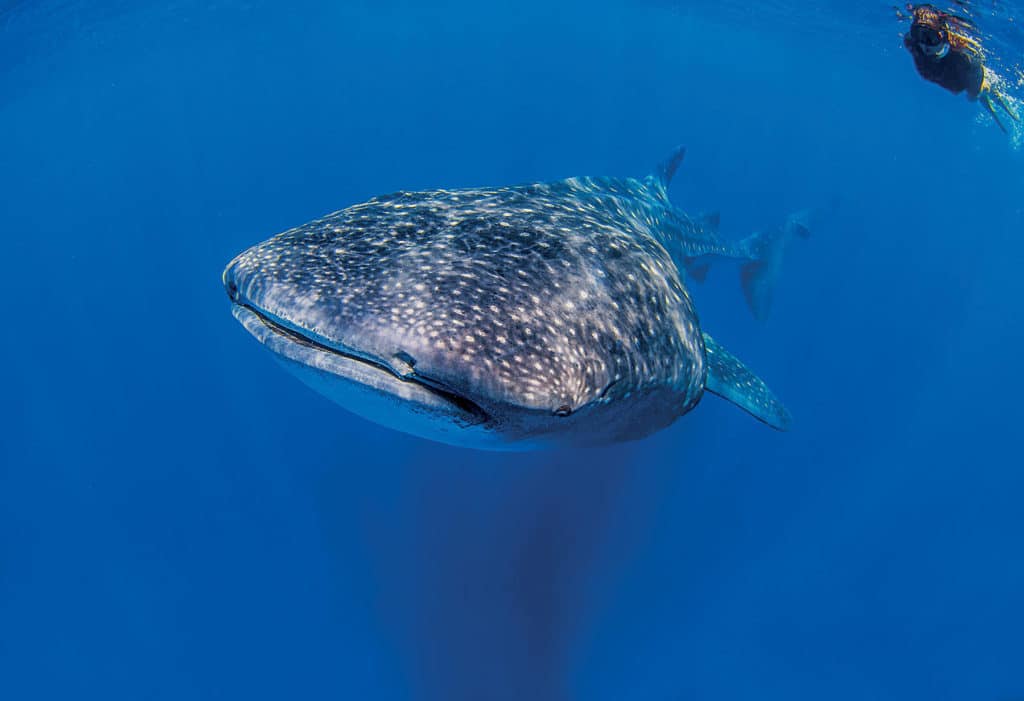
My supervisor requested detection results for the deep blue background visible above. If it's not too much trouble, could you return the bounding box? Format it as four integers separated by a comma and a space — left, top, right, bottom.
2, 1, 1023, 699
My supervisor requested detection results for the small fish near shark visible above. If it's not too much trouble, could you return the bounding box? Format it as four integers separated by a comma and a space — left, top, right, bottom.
223, 146, 809, 450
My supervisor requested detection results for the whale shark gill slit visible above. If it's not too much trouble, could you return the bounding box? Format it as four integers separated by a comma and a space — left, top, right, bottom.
237, 302, 492, 423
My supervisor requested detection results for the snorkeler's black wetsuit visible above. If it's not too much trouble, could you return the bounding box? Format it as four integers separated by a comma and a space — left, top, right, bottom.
903, 34, 985, 98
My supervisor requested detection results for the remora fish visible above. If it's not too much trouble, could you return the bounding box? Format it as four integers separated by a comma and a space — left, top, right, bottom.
223, 147, 806, 450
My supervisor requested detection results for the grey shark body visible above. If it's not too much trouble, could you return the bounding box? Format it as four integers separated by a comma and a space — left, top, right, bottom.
224, 147, 803, 450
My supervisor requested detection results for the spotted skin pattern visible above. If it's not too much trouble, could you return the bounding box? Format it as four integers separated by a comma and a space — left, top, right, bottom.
225, 154, 790, 446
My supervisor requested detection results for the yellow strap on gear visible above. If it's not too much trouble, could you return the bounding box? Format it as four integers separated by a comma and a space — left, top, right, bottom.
948, 30, 982, 55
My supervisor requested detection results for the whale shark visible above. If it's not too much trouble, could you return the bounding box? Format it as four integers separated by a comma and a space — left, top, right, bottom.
223, 147, 807, 450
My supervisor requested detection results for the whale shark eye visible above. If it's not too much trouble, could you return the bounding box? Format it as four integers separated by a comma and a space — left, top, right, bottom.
226, 280, 239, 301
554, 405, 573, 417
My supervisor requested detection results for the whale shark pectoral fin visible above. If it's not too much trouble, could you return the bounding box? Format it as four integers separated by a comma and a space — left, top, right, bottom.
702, 333, 791, 431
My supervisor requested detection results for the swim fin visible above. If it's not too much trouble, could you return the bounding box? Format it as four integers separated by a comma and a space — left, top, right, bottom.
981, 93, 1009, 134
995, 91, 1021, 123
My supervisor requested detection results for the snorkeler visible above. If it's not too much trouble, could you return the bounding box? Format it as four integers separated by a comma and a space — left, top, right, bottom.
903, 3, 1020, 133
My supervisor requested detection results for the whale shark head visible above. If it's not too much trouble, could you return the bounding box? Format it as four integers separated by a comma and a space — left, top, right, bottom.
223, 245, 509, 448
223, 187, 706, 450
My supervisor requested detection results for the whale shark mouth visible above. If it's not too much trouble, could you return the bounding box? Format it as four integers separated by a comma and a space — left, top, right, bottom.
232, 301, 492, 426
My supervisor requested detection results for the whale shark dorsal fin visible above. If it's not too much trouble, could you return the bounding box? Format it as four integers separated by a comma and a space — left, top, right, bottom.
702, 332, 791, 431
654, 146, 686, 188
700, 211, 720, 233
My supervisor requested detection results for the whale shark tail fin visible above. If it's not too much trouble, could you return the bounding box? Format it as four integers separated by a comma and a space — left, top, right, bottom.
739, 210, 810, 321
702, 332, 791, 430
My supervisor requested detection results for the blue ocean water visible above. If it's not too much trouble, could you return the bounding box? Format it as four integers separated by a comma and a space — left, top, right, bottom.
2, 1, 1023, 698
